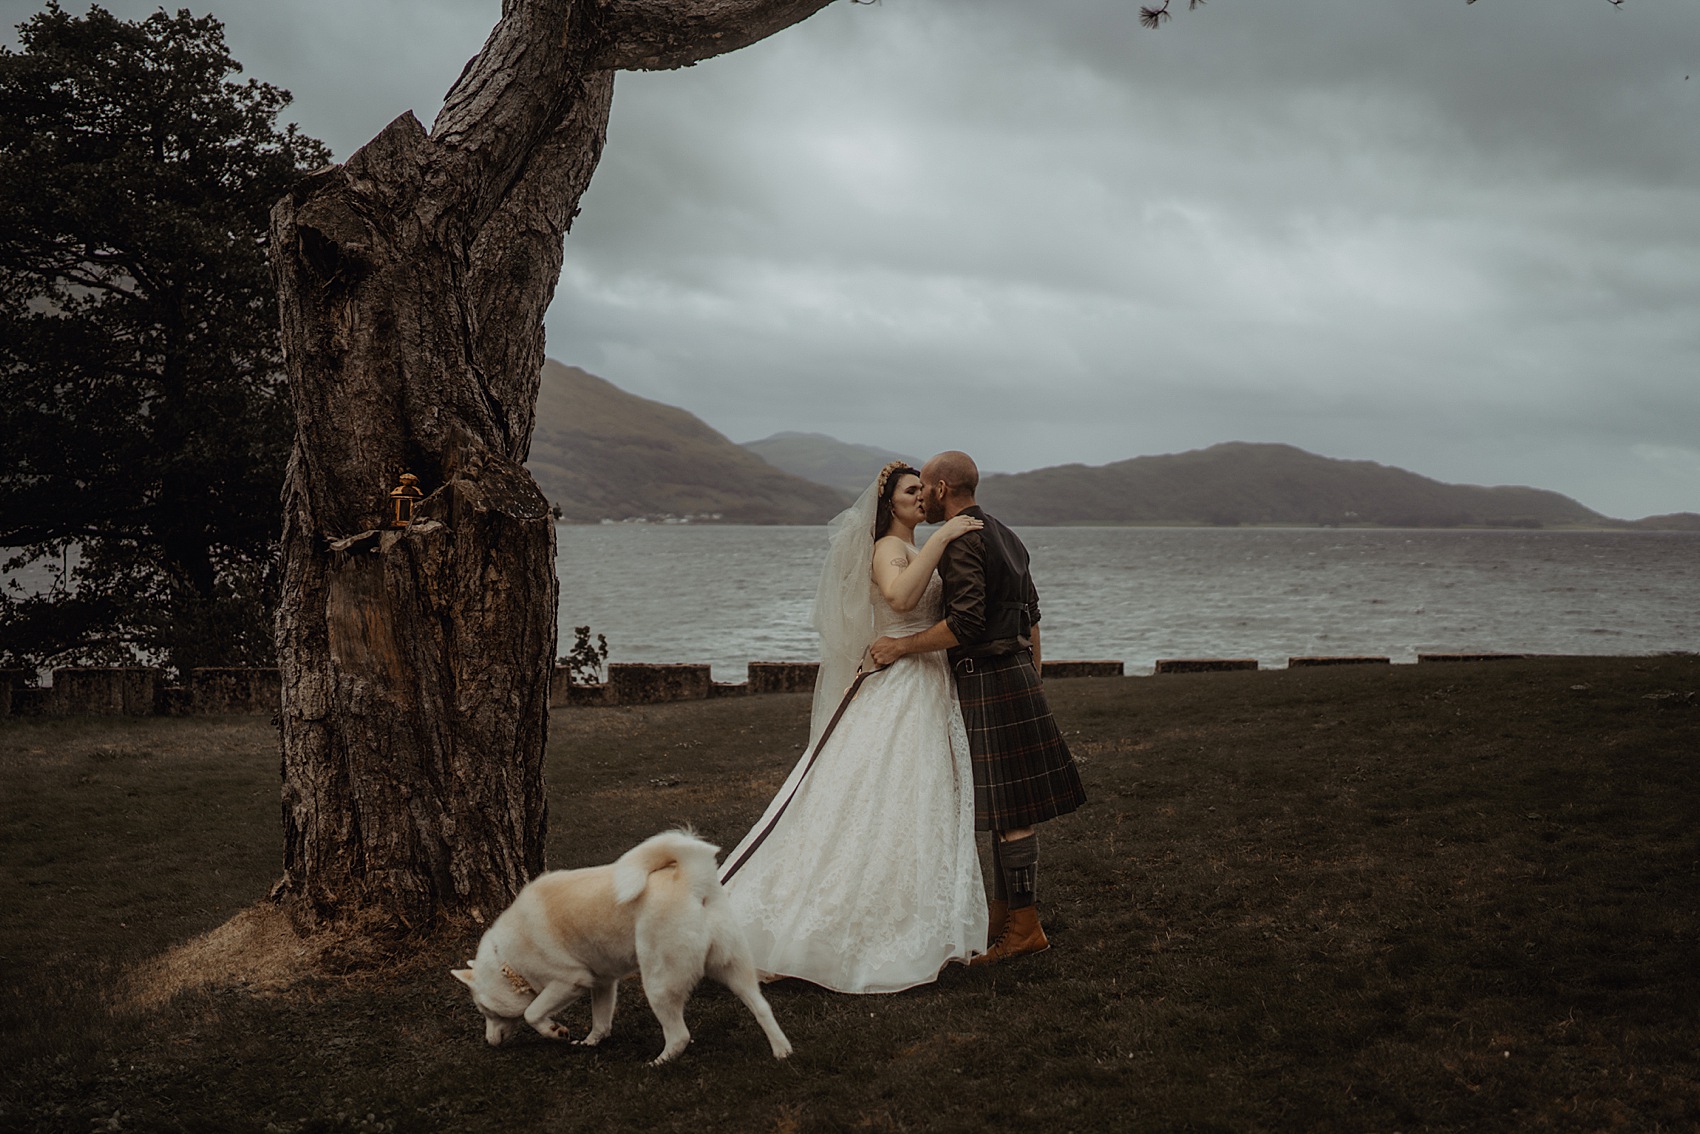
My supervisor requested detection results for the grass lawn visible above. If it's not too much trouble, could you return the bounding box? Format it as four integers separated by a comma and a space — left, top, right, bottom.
2, 655, 1697, 1133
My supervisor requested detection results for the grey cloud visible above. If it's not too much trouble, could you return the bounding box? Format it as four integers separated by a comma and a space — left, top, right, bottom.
9, 0, 1697, 516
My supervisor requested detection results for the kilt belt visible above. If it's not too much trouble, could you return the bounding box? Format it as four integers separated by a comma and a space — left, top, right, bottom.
953, 652, 1086, 832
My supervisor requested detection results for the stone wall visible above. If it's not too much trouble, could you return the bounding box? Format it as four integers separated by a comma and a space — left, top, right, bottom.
1289, 656, 1391, 668
0, 669, 31, 716
1041, 660, 1124, 678
549, 668, 613, 708
748, 661, 820, 695
2, 653, 1546, 716
49, 667, 161, 715
609, 663, 712, 705
188, 668, 283, 714
1155, 658, 1259, 675
1418, 652, 1525, 663
0, 667, 285, 717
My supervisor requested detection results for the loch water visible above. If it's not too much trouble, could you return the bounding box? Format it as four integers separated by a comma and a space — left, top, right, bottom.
555, 526, 1700, 681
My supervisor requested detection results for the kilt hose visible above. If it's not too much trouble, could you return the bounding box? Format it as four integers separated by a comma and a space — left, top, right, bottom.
954, 652, 1086, 832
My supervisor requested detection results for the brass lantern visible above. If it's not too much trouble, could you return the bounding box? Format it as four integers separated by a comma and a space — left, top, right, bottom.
389, 472, 422, 528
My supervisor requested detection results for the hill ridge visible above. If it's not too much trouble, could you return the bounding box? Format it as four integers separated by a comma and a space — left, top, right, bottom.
532, 364, 1696, 529
526, 362, 848, 524
974, 440, 1609, 528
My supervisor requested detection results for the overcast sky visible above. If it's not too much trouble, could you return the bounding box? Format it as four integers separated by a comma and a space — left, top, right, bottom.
9, 0, 1698, 518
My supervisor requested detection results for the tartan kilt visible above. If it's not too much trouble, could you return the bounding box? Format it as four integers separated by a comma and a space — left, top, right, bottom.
954, 653, 1086, 831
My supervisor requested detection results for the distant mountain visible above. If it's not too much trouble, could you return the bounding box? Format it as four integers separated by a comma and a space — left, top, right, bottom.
1627, 512, 1700, 532
527, 362, 849, 523
974, 442, 1612, 529
740, 432, 919, 497
526, 367, 1694, 529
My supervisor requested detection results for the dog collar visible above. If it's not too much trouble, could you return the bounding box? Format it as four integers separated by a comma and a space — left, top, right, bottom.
500, 962, 537, 997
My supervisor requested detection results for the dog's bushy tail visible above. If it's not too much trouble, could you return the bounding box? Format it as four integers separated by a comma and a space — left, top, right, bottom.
611, 828, 723, 905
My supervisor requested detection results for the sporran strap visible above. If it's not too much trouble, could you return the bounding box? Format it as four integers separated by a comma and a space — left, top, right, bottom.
718, 663, 888, 885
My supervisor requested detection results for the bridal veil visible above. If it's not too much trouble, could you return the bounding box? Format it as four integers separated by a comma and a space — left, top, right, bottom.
808, 465, 907, 746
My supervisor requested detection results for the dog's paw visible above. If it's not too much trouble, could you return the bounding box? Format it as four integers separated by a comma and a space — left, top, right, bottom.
574, 1030, 608, 1048
542, 1021, 572, 1041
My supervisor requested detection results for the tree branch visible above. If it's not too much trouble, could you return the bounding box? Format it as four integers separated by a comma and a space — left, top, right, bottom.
465, 70, 615, 459
415, 0, 594, 242
588, 0, 838, 72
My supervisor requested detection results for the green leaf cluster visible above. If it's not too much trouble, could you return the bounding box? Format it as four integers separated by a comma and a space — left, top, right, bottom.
0, 3, 330, 678
560, 625, 609, 686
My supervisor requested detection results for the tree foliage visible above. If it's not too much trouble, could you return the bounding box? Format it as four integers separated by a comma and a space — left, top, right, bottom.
1141, 0, 1626, 27
0, 3, 330, 678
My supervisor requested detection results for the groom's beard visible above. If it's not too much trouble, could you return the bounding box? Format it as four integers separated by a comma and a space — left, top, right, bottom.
924, 494, 946, 524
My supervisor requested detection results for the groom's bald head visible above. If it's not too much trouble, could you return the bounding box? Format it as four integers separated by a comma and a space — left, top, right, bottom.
922, 451, 979, 496
920, 451, 978, 522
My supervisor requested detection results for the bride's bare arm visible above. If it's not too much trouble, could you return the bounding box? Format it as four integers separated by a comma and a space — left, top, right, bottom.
871, 515, 982, 612
870, 618, 958, 666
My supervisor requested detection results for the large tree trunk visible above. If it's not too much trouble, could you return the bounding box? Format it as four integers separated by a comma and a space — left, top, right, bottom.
269, 0, 835, 931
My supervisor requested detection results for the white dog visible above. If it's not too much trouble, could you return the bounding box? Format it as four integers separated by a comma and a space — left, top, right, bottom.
451, 830, 792, 1065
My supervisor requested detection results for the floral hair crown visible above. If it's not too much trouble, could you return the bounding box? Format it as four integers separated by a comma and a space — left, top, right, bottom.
875, 460, 915, 499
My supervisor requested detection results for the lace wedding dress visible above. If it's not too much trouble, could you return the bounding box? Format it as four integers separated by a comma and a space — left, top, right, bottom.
720, 566, 986, 993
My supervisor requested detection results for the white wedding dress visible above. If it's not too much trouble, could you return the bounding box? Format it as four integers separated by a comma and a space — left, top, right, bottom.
721, 565, 986, 993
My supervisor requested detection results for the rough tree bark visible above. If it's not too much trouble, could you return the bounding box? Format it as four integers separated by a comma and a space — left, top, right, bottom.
270, 0, 836, 931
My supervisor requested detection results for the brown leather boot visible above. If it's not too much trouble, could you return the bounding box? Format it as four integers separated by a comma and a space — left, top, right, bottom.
970, 905, 1049, 966
986, 898, 1009, 947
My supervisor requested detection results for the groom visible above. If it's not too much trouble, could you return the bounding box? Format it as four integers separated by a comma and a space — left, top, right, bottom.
870, 450, 1086, 965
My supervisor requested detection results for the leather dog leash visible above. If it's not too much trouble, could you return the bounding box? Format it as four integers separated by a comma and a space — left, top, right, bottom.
718, 662, 888, 885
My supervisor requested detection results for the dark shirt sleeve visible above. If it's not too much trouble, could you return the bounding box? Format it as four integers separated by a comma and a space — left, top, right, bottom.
941, 532, 987, 645
1026, 571, 1042, 628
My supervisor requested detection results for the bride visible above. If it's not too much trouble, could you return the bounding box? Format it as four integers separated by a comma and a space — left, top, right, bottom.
720, 462, 988, 993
